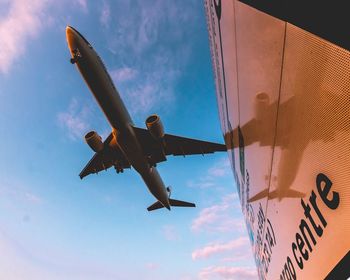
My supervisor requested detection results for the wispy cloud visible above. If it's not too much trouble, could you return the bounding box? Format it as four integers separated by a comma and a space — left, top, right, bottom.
57, 98, 92, 141
24, 193, 42, 204
192, 237, 249, 260
145, 262, 159, 270
162, 225, 180, 241
0, 0, 48, 74
189, 159, 256, 279
105, 1, 194, 54
74, 0, 88, 13
110, 67, 138, 84
111, 51, 180, 117
101, 0, 197, 118
0, 230, 122, 280
208, 158, 231, 177
191, 194, 243, 233
187, 157, 231, 189
199, 266, 257, 280
100, 1, 110, 28
0, 180, 42, 205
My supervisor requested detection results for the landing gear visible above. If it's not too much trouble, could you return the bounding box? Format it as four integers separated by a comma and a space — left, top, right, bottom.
114, 164, 124, 174
70, 48, 82, 64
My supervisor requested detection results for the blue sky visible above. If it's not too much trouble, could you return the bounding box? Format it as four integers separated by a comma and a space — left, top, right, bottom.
0, 1, 256, 279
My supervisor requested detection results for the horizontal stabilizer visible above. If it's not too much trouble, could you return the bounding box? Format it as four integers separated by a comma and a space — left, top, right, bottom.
147, 201, 164, 211
283, 189, 305, 199
248, 188, 269, 203
169, 198, 196, 208
147, 199, 196, 211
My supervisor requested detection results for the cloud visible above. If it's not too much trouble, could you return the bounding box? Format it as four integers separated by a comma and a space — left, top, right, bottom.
103, 0, 197, 118
145, 262, 159, 270
106, 1, 194, 54
0, 230, 121, 280
100, 1, 110, 28
208, 158, 231, 177
110, 51, 180, 117
191, 194, 244, 233
188, 157, 231, 189
74, 0, 88, 13
199, 266, 257, 280
192, 237, 249, 260
189, 160, 256, 279
0, 0, 48, 74
162, 225, 180, 241
24, 193, 42, 204
0, 180, 42, 205
110, 67, 138, 83
57, 98, 92, 141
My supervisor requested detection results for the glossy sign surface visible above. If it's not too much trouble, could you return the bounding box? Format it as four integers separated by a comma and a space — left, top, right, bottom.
205, 0, 350, 279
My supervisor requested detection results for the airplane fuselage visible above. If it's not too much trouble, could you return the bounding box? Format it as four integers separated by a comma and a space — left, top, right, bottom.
66, 26, 170, 209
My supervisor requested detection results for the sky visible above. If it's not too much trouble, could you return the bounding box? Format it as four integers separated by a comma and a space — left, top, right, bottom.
0, 0, 257, 279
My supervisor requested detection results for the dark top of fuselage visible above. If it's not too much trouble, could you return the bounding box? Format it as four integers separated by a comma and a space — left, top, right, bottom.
67, 25, 92, 48
69, 25, 117, 95
68, 25, 133, 127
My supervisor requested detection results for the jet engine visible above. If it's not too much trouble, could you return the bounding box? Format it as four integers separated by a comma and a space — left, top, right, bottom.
145, 114, 164, 139
254, 92, 270, 122
85, 131, 104, 152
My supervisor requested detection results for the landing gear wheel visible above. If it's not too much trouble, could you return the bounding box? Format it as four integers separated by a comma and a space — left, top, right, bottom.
114, 165, 123, 174
70, 48, 82, 64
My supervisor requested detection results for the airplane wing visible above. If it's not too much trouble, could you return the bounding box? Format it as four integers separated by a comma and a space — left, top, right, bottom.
229, 97, 296, 148
133, 127, 226, 160
79, 133, 130, 179
163, 133, 227, 156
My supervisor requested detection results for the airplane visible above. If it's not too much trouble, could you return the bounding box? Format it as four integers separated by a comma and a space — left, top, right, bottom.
65, 26, 227, 211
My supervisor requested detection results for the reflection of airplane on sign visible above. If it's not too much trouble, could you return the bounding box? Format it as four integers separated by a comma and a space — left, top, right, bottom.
205, 0, 350, 279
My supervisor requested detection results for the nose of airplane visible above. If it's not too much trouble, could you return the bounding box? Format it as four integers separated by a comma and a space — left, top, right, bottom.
66, 26, 77, 51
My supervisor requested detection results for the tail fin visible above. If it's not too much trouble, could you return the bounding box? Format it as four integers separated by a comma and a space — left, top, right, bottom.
248, 188, 305, 203
169, 198, 196, 208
